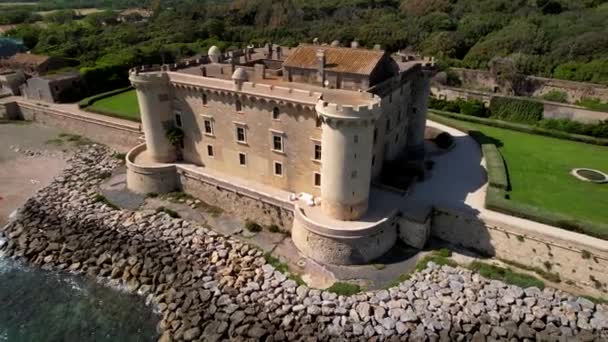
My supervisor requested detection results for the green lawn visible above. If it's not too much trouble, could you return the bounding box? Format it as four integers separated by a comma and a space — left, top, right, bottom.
437, 116, 608, 226
88, 89, 140, 121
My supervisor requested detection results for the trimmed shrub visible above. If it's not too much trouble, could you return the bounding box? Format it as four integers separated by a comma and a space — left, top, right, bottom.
78, 86, 134, 109
540, 90, 568, 103
482, 144, 509, 190
245, 220, 262, 233
490, 97, 544, 124
428, 110, 608, 146
433, 132, 454, 149
460, 99, 488, 117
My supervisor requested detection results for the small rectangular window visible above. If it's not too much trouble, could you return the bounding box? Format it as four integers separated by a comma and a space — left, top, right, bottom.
395, 134, 399, 143
315, 117, 322, 128
204, 120, 213, 135
239, 153, 247, 166
175, 113, 183, 128
314, 172, 321, 187
236, 126, 246, 143
354, 135, 359, 144
314, 143, 321, 161
389, 94, 392, 103
274, 162, 283, 176
207, 145, 214, 157
372, 155, 376, 166
373, 128, 378, 144
386, 119, 391, 132
272, 107, 280, 120
351, 170, 357, 179
273, 135, 283, 152
202, 93, 208, 105
235, 100, 242, 112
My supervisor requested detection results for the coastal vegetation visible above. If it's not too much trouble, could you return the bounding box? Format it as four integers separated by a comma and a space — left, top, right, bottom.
1, 0, 607, 98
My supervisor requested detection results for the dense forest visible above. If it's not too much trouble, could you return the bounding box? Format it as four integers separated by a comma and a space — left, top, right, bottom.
2, 0, 608, 92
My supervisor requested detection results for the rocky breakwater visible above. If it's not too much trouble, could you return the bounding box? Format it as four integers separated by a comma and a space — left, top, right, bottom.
1, 144, 607, 342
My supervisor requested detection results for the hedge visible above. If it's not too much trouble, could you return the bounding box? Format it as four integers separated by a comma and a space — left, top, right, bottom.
490, 97, 544, 124
482, 144, 509, 190
78, 86, 134, 109
486, 187, 608, 240
82, 106, 141, 123
428, 110, 608, 146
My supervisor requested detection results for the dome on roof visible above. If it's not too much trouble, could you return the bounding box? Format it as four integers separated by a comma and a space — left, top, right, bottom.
208, 45, 221, 56
330, 40, 340, 47
232, 68, 248, 81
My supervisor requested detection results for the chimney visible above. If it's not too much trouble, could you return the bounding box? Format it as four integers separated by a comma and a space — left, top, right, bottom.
276, 46, 282, 60
316, 49, 326, 87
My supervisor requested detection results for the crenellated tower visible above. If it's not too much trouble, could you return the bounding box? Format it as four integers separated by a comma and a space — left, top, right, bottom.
316, 96, 382, 221
129, 69, 176, 163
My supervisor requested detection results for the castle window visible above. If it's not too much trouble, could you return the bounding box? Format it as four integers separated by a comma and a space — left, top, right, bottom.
413, 107, 417, 114
398, 110, 402, 123
236, 126, 246, 143
272, 134, 283, 152
316, 117, 322, 128
207, 145, 214, 157
203, 119, 214, 135
272, 107, 280, 120
314, 172, 321, 187
202, 93, 208, 105
235, 99, 242, 112
386, 119, 391, 132
373, 128, 378, 144
395, 134, 399, 143
351, 170, 357, 179
354, 135, 359, 144
314, 143, 321, 161
174, 112, 183, 128
389, 94, 392, 103
239, 152, 247, 166
372, 155, 376, 166
274, 162, 283, 176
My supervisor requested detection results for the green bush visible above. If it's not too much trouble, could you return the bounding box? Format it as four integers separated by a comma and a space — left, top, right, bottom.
468, 261, 545, 289
490, 97, 544, 124
428, 110, 608, 146
482, 144, 510, 190
537, 119, 608, 139
245, 219, 262, 233
428, 97, 488, 118
326, 282, 361, 296
540, 90, 568, 103
156, 206, 180, 218
575, 97, 608, 112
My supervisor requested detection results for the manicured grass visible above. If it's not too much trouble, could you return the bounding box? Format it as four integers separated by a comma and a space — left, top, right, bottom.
88, 89, 140, 121
436, 115, 608, 226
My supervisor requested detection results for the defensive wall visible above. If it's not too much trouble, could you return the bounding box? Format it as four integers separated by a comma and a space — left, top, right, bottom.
431, 85, 608, 123
0, 97, 142, 152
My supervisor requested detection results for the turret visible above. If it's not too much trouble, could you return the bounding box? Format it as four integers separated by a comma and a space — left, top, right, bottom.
129, 69, 175, 163
316, 96, 381, 221
406, 70, 431, 159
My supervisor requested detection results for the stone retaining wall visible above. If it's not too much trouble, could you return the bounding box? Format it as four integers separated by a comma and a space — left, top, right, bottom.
431, 86, 608, 124
178, 167, 294, 231
0, 100, 142, 152
431, 207, 608, 297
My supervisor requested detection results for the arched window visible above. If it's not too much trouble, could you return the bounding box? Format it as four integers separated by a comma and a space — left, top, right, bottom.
272, 107, 280, 120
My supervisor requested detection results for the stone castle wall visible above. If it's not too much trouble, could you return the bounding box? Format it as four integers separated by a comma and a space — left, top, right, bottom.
431, 207, 608, 297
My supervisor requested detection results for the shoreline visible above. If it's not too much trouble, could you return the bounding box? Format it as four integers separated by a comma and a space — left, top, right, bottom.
1, 144, 606, 341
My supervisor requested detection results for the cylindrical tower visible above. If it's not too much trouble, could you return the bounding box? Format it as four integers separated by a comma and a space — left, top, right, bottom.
129, 70, 176, 163
316, 98, 381, 221
406, 70, 431, 159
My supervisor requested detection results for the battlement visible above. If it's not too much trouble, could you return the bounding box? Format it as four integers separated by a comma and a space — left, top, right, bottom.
315, 95, 381, 120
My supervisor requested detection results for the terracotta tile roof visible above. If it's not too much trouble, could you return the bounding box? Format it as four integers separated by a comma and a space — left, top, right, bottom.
283, 44, 385, 75
6, 53, 50, 66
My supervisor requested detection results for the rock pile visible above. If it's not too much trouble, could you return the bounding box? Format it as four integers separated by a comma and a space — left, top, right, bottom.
1, 145, 607, 342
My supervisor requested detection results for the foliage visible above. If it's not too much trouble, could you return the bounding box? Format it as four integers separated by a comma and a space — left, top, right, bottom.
326, 282, 362, 296
430, 109, 608, 145
93, 194, 119, 210
414, 249, 457, 272
468, 261, 545, 289
428, 97, 489, 117
575, 97, 608, 112
156, 206, 180, 218
165, 126, 184, 148
489, 97, 544, 124
538, 119, 608, 139
78, 86, 134, 108
482, 144, 509, 190
245, 219, 262, 233
540, 90, 568, 103
498, 258, 561, 283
